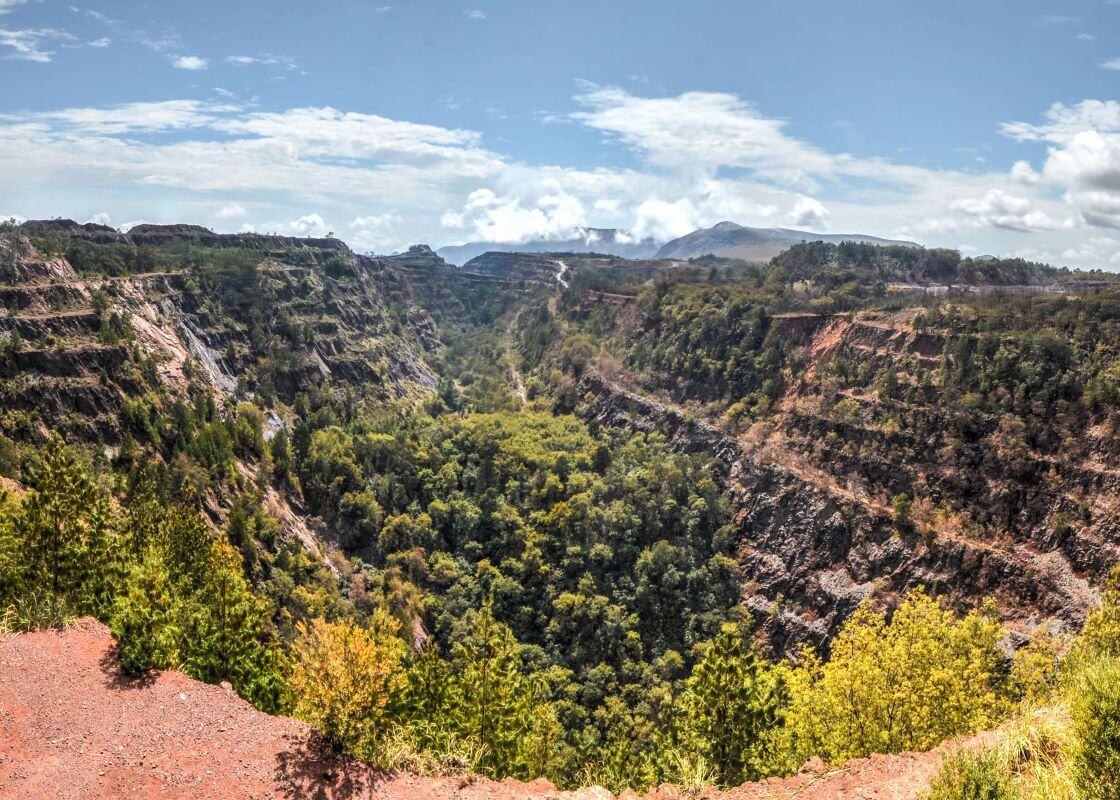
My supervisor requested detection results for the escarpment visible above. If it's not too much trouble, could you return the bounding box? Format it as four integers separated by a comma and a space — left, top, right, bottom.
0, 228, 440, 444
568, 303, 1110, 653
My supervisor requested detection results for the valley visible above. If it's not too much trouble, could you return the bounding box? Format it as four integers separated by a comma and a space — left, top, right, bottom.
2, 219, 1120, 797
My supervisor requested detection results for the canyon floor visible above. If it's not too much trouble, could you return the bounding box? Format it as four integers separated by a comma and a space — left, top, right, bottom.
0, 621, 988, 800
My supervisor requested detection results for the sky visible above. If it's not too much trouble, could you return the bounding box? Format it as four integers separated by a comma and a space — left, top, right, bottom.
1, 1, 1120, 267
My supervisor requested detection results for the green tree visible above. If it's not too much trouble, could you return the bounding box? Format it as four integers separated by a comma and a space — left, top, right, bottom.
15, 437, 114, 613
677, 622, 786, 786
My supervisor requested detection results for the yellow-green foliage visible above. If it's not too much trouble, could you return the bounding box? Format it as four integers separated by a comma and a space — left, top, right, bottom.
924, 748, 1020, 800
1077, 566, 1120, 660
779, 591, 1005, 766
1070, 656, 1120, 800
289, 611, 407, 758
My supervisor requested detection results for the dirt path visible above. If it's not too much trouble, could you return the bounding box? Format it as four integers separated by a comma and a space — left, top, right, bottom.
0, 621, 989, 800
504, 311, 528, 404
554, 259, 569, 289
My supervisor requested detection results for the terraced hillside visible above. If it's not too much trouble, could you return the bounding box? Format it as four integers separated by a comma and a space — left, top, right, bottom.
0, 222, 440, 445
516, 246, 1120, 650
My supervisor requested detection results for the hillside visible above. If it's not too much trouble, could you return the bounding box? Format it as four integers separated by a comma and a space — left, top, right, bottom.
0, 620, 993, 800
654, 222, 918, 262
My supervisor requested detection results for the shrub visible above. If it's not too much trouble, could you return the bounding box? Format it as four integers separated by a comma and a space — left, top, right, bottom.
288, 612, 407, 759
1071, 656, 1120, 800
924, 748, 1019, 800
780, 591, 1005, 765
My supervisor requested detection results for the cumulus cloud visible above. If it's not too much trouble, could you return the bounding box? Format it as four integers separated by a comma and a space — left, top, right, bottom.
952, 190, 1065, 232
0, 89, 1111, 262
171, 55, 208, 70
442, 188, 588, 243
241, 213, 331, 237
1062, 236, 1120, 264
215, 203, 246, 220
1001, 100, 1120, 229
349, 212, 403, 251
787, 196, 830, 228
628, 198, 700, 241
86, 212, 111, 226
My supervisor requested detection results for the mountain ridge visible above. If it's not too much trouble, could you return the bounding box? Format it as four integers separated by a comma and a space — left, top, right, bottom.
655, 221, 919, 261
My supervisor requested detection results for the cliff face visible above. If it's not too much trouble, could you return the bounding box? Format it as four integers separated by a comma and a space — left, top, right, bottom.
573, 308, 1109, 652
0, 231, 438, 444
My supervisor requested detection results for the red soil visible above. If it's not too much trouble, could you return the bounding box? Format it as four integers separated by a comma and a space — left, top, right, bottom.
0, 621, 974, 800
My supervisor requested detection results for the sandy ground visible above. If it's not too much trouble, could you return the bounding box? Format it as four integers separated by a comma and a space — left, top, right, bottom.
0, 620, 974, 800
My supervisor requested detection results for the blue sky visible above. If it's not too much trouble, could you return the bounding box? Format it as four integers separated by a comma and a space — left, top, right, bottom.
2, 0, 1120, 266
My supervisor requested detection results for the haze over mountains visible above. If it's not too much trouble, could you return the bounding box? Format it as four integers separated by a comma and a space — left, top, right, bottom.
436, 221, 917, 265
436, 227, 660, 265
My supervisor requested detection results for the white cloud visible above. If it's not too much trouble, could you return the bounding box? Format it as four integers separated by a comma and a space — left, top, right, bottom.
225, 53, 298, 71
464, 9, 486, 19
1101, 59, 1120, 71
0, 89, 1115, 266
572, 84, 836, 190
0, 99, 231, 134
0, 0, 26, 13
442, 189, 587, 243
1001, 101, 1120, 229
216, 203, 246, 220
0, 26, 75, 62
951, 189, 1065, 232
628, 198, 700, 241
787, 196, 830, 228
171, 55, 208, 70
349, 212, 402, 251
242, 213, 330, 237
87, 37, 110, 48
1010, 160, 1041, 184
1062, 236, 1120, 263
86, 212, 111, 226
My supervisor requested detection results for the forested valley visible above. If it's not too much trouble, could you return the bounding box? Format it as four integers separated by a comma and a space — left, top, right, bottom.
3, 221, 1120, 798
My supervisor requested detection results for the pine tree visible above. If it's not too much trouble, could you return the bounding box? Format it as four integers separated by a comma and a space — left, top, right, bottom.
678, 622, 786, 785
16, 437, 114, 613
111, 545, 181, 674
452, 601, 550, 778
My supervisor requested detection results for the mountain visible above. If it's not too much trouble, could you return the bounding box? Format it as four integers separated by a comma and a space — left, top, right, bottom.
436, 227, 659, 265
654, 221, 918, 261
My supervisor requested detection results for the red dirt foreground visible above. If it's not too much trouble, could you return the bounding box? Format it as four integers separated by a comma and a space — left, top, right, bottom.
0, 620, 977, 800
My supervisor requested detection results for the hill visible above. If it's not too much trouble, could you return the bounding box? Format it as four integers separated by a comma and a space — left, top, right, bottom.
654, 221, 918, 261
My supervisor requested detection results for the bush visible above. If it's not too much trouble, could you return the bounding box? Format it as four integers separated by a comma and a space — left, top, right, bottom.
1071, 656, 1120, 800
288, 612, 407, 759
780, 591, 1005, 765
924, 748, 1019, 800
